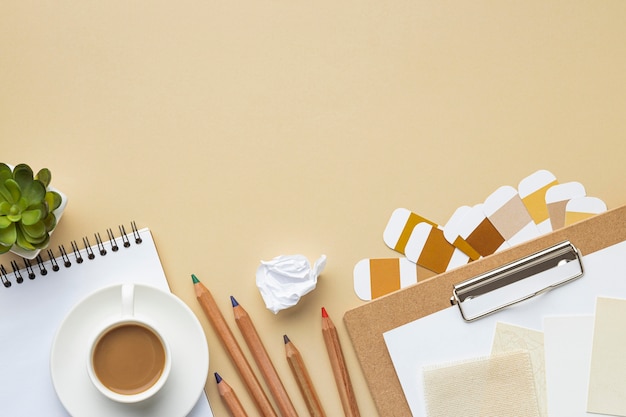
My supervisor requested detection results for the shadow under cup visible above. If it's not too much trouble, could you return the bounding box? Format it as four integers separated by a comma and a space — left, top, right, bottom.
88, 320, 171, 403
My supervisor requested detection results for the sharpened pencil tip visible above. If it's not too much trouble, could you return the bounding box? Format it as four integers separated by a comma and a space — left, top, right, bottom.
283, 334, 290, 344
214, 372, 222, 383
230, 295, 238, 307
191, 274, 200, 284
321, 307, 328, 318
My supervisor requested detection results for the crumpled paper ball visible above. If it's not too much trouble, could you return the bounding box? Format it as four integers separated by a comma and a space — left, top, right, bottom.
255, 254, 327, 314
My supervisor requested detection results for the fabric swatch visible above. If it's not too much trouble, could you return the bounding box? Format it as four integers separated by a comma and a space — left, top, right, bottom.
492, 322, 547, 417
587, 297, 626, 416
423, 350, 540, 417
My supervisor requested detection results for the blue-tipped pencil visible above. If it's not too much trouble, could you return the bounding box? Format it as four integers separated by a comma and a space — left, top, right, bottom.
215, 372, 249, 417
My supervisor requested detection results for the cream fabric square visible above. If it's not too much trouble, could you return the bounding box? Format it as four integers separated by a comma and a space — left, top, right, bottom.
423, 350, 540, 417
588, 297, 626, 416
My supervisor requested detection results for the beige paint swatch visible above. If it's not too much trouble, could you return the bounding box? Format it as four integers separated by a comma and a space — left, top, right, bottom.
545, 182, 586, 230
483, 185, 541, 246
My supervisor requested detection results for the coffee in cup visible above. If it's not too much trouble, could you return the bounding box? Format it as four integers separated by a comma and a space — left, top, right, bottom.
87, 284, 171, 403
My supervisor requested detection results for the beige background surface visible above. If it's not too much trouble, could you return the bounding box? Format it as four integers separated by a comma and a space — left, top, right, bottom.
1, 1, 625, 416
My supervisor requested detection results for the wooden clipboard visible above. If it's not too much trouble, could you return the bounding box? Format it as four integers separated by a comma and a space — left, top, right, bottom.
343, 204, 626, 416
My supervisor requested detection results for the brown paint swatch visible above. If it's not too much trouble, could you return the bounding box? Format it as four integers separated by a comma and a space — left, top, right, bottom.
465, 218, 506, 257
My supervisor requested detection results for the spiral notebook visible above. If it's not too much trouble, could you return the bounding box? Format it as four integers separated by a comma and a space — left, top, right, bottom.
0, 223, 213, 417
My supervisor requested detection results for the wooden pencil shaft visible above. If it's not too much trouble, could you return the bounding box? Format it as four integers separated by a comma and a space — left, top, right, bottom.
233, 302, 299, 417
285, 338, 327, 417
322, 314, 361, 417
217, 376, 249, 417
194, 282, 278, 417
322, 327, 356, 417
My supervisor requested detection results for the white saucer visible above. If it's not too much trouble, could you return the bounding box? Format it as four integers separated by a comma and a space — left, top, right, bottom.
51, 284, 209, 417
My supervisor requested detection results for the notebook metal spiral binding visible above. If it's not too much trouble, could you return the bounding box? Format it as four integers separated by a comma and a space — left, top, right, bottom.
0, 221, 141, 288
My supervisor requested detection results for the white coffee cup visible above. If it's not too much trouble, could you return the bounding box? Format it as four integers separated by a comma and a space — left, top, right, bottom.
86, 283, 171, 403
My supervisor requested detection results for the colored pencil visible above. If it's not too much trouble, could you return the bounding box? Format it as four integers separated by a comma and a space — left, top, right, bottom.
192, 275, 277, 417
215, 372, 249, 417
321, 307, 361, 417
284, 334, 327, 417
231, 296, 299, 417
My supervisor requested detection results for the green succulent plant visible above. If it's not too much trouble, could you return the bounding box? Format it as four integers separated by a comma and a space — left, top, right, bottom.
0, 163, 62, 254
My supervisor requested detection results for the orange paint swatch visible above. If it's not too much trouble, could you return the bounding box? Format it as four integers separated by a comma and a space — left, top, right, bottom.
404, 223, 470, 274
353, 258, 427, 300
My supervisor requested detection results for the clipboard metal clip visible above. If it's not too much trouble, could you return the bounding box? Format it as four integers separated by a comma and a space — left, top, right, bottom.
451, 241, 584, 322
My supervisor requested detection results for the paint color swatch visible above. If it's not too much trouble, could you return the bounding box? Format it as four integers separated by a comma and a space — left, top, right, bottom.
443, 206, 481, 261
383, 208, 438, 255
355, 170, 607, 300
483, 185, 541, 246
564, 197, 607, 227
404, 222, 470, 274
353, 257, 429, 301
545, 182, 586, 230
518, 170, 559, 234
454, 204, 509, 257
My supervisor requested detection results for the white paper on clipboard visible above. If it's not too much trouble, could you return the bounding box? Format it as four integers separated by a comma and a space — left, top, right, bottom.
383, 239, 626, 417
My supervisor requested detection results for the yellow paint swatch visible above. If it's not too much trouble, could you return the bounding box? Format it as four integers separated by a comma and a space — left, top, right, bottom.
383, 208, 438, 255
564, 197, 606, 226
519, 170, 559, 234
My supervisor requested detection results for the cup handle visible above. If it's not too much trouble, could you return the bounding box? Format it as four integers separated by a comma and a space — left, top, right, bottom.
121, 283, 135, 318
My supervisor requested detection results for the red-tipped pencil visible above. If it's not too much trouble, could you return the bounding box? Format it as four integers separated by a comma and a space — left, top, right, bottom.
321, 307, 360, 417
215, 372, 249, 417
192, 275, 277, 417
284, 334, 327, 417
